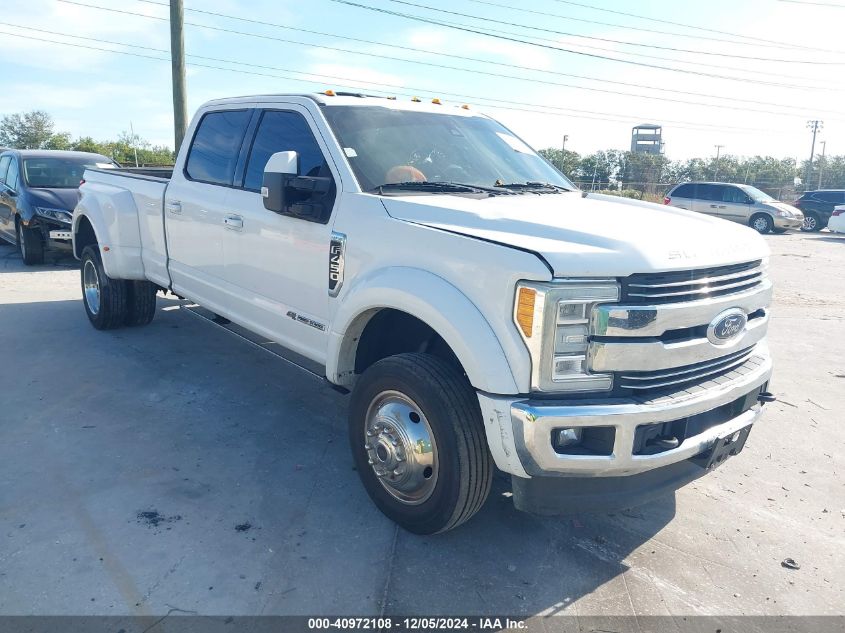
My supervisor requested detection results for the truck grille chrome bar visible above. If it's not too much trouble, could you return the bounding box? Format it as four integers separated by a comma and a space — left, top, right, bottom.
621, 260, 764, 304
618, 346, 757, 391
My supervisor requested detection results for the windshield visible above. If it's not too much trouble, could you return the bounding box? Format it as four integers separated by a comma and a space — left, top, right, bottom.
738, 184, 775, 202
323, 105, 575, 193
23, 156, 115, 188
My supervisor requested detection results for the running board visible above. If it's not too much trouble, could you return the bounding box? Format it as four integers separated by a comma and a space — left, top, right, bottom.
180, 302, 348, 393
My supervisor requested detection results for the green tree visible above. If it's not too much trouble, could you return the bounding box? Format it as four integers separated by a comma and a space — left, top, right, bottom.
0, 110, 63, 149
538, 148, 581, 179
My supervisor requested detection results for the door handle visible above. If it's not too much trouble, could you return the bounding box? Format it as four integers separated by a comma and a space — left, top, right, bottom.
719, 205, 726, 209
166, 201, 182, 214
710, 204, 718, 208
224, 215, 244, 229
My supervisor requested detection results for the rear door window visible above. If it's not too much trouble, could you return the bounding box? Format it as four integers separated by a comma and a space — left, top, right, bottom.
814, 191, 845, 203
672, 183, 694, 198
697, 184, 723, 201
185, 109, 251, 186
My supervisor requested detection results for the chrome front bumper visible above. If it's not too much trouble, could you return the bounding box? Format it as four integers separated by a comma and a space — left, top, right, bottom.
479, 345, 771, 479
511, 350, 770, 477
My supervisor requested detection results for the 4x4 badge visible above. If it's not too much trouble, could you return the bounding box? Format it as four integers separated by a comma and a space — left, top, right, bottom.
329, 232, 346, 297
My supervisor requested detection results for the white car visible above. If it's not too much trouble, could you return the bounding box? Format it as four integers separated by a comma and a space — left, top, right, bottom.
72, 92, 774, 533
827, 205, 845, 233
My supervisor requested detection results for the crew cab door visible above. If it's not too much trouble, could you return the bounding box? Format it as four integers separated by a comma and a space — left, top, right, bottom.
222, 105, 341, 363
164, 107, 254, 306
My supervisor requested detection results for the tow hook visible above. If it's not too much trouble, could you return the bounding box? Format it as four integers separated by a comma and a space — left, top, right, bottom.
758, 391, 777, 403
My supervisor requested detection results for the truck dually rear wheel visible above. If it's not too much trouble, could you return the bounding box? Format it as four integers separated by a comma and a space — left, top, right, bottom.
348, 353, 493, 534
80, 245, 128, 330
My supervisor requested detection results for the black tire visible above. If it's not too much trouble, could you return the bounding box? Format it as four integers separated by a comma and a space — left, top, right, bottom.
124, 280, 158, 326
80, 245, 128, 330
801, 211, 822, 232
17, 221, 44, 265
348, 353, 493, 534
749, 213, 773, 234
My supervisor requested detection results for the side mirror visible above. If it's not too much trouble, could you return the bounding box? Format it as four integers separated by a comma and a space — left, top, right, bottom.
262, 150, 333, 220
262, 151, 298, 213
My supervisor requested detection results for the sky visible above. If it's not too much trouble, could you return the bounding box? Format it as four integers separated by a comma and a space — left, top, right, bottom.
0, 0, 843, 161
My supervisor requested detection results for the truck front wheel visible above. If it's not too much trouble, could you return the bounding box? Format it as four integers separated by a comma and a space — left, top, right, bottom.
348, 353, 493, 534
81, 245, 128, 330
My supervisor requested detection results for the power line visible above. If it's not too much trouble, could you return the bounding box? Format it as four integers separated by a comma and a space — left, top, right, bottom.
778, 0, 845, 6
0, 26, 800, 136
49, 2, 844, 116
126, 0, 832, 86
127, 0, 832, 88
550, 0, 845, 53
327, 0, 844, 90
383, 0, 844, 64
465, 0, 821, 51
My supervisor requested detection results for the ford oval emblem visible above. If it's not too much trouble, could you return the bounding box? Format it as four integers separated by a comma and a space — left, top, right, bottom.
707, 309, 747, 345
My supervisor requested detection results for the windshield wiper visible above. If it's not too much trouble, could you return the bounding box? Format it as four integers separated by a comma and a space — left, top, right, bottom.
372, 181, 508, 195
494, 181, 571, 193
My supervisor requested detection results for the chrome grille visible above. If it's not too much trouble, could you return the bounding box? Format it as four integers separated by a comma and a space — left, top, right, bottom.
621, 260, 764, 305
618, 347, 757, 391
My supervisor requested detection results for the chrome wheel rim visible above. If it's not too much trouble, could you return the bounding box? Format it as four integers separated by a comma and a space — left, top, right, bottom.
83, 259, 101, 315
364, 390, 438, 505
753, 217, 769, 233
803, 215, 817, 230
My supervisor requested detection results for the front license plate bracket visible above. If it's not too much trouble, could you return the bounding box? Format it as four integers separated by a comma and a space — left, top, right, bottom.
692, 423, 753, 471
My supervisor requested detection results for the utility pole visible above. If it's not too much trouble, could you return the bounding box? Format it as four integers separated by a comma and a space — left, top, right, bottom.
170, 0, 188, 153
129, 121, 139, 167
713, 145, 725, 180
805, 120, 823, 189
817, 140, 827, 189
562, 134, 568, 153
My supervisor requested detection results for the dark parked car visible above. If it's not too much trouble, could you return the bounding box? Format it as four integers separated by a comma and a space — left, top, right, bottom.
0, 150, 118, 264
794, 189, 845, 232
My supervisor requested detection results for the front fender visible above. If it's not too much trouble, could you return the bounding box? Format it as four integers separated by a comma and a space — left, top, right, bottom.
73, 186, 146, 280
327, 266, 519, 395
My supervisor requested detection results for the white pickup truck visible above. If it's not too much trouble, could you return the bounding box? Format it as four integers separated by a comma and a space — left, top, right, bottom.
73, 92, 774, 533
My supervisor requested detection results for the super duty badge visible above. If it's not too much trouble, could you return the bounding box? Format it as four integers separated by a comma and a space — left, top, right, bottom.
329, 232, 346, 297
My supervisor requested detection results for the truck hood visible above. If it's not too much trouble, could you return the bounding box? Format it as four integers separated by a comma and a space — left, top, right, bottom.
381, 191, 769, 277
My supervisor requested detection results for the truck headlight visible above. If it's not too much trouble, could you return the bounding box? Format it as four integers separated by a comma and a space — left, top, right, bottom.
514, 281, 619, 393
35, 207, 73, 224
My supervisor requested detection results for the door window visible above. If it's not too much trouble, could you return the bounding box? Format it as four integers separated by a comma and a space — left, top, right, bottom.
0, 156, 10, 186
722, 186, 748, 204
697, 184, 724, 201
185, 109, 251, 186
814, 191, 845, 203
5, 159, 19, 191
243, 110, 332, 191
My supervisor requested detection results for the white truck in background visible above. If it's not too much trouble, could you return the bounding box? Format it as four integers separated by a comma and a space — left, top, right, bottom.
73, 92, 775, 533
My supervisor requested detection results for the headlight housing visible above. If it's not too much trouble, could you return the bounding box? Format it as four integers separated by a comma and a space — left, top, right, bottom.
35, 207, 73, 224
514, 281, 620, 393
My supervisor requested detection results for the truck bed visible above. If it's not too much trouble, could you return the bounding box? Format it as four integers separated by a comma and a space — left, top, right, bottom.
78, 166, 172, 288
